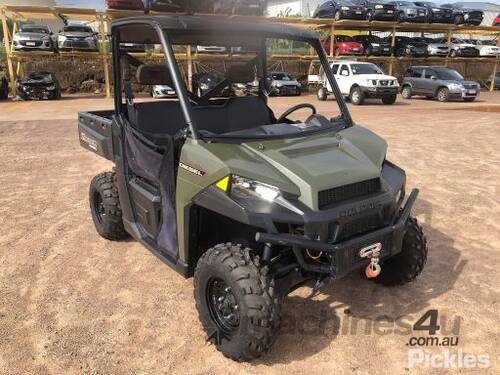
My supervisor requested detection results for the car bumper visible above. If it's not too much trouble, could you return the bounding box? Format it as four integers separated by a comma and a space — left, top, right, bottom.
372, 10, 397, 20
454, 49, 480, 57
371, 45, 392, 55
402, 13, 427, 22
59, 40, 98, 51
13, 41, 53, 51
256, 188, 417, 278
428, 48, 450, 56
18, 86, 57, 100
273, 85, 301, 96
361, 86, 399, 98
340, 10, 367, 20
431, 14, 454, 23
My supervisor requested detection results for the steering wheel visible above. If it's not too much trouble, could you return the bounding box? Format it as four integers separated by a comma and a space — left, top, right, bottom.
276, 103, 316, 123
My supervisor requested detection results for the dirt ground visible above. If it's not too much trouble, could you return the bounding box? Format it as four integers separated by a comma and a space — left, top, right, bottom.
1, 92, 499, 375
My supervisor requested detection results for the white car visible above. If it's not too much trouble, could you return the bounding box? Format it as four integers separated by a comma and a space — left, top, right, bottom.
151, 85, 176, 99
468, 40, 500, 57
318, 61, 399, 105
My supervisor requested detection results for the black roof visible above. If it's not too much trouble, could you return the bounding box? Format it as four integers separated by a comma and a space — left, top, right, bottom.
111, 15, 317, 43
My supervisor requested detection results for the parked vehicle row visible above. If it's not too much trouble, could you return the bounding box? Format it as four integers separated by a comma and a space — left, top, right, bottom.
13, 24, 99, 52
106, 0, 266, 16
320, 34, 499, 57
313, 0, 485, 25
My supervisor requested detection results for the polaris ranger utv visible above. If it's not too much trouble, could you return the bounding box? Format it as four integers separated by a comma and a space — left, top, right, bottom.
79, 15, 427, 361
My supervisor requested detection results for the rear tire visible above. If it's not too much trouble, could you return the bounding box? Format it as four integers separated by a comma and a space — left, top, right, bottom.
374, 217, 427, 286
401, 85, 412, 99
349, 86, 364, 105
382, 94, 397, 105
194, 244, 281, 362
89, 171, 128, 241
334, 11, 341, 21
454, 14, 464, 25
317, 86, 328, 101
436, 87, 450, 102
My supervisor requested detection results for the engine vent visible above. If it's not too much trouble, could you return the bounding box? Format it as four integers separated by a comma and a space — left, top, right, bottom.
318, 178, 381, 209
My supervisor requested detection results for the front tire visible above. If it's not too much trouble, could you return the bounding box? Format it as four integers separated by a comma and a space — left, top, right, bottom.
317, 86, 328, 101
401, 85, 412, 99
334, 11, 341, 21
194, 244, 281, 362
382, 94, 397, 105
349, 86, 364, 105
374, 217, 427, 286
89, 172, 128, 241
436, 87, 450, 102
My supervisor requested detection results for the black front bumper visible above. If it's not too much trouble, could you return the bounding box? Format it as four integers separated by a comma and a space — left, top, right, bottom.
372, 10, 397, 21
257, 189, 418, 278
361, 86, 398, 98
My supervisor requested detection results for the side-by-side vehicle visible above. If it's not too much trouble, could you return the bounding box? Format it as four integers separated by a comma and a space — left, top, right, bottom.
78, 15, 428, 361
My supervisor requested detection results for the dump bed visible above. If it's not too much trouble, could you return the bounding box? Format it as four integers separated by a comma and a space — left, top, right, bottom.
78, 110, 115, 161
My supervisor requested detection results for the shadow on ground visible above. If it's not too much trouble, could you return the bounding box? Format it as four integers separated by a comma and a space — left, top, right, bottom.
257, 198, 465, 365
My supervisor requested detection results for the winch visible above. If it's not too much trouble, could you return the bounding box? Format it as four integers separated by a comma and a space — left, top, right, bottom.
359, 242, 382, 278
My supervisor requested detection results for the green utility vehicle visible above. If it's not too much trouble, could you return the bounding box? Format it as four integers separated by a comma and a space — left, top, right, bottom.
79, 15, 427, 361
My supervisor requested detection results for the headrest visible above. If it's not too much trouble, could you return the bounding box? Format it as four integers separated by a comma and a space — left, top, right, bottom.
136, 64, 172, 85
226, 62, 255, 84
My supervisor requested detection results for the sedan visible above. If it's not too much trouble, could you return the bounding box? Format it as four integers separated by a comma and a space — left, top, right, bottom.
313, 0, 367, 20
13, 25, 55, 52
413, 2, 454, 23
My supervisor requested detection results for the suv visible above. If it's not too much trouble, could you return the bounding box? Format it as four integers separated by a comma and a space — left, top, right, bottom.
388, 1, 428, 22
441, 3, 483, 25
313, 0, 367, 20
351, 0, 397, 21
266, 72, 301, 96
317, 61, 399, 104
393, 36, 428, 56
79, 15, 427, 361
413, 2, 454, 23
401, 66, 480, 102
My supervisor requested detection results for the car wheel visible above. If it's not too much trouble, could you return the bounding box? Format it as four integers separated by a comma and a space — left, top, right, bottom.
436, 87, 450, 102
334, 11, 341, 21
365, 46, 372, 56
450, 49, 457, 57
349, 86, 364, 105
89, 171, 128, 241
374, 217, 427, 286
317, 86, 328, 101
382, 94, 397, 105
397, 12, 405, 22
454, 15, 464, 24
401, 85, 412, 99
194, 244, 281, 362
366, 10, 373, 21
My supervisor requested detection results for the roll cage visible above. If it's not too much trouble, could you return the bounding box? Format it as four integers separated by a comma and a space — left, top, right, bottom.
110, 15, 353, 140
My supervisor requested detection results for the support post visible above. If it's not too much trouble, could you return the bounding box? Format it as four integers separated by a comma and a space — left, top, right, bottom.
490, 58, 498, 93
329, 24, 335, 58
389, 26, 396, 76
98, 15, 111, 98
187, 45, 192, 91
1, 7, 16, 96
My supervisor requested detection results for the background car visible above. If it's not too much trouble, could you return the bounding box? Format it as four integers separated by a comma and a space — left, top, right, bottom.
351, 0, 397, 21
212, 0, 267, 16
486, 72, 500, 89
58, 25, 98, 51
17, 72, 61, 101
401, 66, 480, 102
388, 1, 428, 22
393, 36, 428, 56
192, 72, 233, 97
106, 0, 144, 10
412, 37, 449, 56
151, 84, 176, 98
0, 74, 8, 100
195, 45, 227, 53
322, 35, 364, 55
493, 14, 500, 26
441, 3, 483, 25
313, 0, 367, 20
267, 72, 301, 96
449, 38, 480, 57
353, 35, 391, 55
466, 39, 500, 57
13, 25, 55, 52
413, 2, 453, 23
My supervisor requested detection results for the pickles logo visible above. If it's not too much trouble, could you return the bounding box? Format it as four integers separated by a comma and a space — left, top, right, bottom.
80, 132, 98, 151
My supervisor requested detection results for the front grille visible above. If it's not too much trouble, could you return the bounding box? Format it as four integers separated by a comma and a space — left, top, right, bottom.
463, 84, 477, 89
337, 214, 383, 241
21, 40, 43, 47
318, 178, 380, 209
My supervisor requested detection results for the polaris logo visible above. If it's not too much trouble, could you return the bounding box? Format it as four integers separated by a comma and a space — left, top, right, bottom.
339, 202, 381, 218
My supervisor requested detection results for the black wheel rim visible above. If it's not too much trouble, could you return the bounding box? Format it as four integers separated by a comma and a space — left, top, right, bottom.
206, 277, 240, 335
93, 191, 106, 224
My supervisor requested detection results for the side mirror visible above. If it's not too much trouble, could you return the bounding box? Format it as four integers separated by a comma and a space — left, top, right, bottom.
430, 76, 437, 80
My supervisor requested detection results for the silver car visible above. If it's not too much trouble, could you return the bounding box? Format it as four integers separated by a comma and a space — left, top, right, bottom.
58, 25, 98, 51
13, 25, 55, 51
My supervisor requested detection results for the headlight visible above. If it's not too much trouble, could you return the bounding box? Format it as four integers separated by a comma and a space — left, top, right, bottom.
371, 43, 380, 47
276, 82, 283, 88
365, 79, 377, 86
432, 8, 440, 11
231, 176, 280, 202
448, 83, 463, 90
341, 6, 349, 10
407, 9, 416, 13
200, 83, 209, 90
58, 35, 67, 42
46, 85, 56, 91
375, 4, 383, 9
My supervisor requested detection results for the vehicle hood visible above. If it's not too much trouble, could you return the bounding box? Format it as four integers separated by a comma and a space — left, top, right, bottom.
20, 76, 54, 86
272, 79, 300, 86
452, 43, 475, 48
15, 32, 47, 39
338, 41, 363, 48
59, 31, 93, 38
359, 74, 397, 81
238, 126, 387, 209
427, 43, 449, 48
441, 79, 478, 86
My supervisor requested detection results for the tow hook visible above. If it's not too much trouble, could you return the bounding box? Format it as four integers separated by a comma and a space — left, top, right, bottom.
359, 243, 382, 279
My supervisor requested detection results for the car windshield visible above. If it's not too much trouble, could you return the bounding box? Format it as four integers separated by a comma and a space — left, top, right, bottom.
351, 63, 383, 75
271, 73, 292, 81
64, 26, 92, 33
21, 27, 49, 34
433, 68, 464, 80
396, 1, 413, 6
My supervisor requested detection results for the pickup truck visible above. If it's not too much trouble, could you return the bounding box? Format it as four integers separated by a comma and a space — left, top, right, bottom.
317, 60, 399, 104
